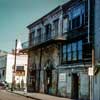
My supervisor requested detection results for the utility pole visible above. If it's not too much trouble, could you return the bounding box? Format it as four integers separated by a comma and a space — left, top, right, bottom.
87, 0, 93, 100
11, 39, 17, 91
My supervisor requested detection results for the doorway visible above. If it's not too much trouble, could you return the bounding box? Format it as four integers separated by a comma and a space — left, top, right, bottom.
45, 70, 52, 94
72, 73, 79, 99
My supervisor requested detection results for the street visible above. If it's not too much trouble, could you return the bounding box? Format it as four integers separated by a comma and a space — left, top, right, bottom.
0, 90, 35, 100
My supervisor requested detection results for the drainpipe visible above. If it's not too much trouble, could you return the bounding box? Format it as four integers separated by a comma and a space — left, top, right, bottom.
88, 0, 90, 43
88, 0, 95, 100
38, 47, 42, 92
87, 0, 92, 100
56, 43, 61, 95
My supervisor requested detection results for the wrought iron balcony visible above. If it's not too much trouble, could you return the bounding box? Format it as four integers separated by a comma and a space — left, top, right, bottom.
22, 41, 29, 49
21, 32, 61, 50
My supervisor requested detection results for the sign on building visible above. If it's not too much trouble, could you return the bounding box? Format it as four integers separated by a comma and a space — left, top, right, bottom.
88, 67, 94, 76
59, 73, 66, 82
16, 71, 25, 76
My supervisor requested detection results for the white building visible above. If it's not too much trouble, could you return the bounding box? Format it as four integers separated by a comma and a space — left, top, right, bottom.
5, 53, 28, 90
0, 40, 28, 91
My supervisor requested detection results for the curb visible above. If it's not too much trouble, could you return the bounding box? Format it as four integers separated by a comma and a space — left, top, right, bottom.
7, 90, 72, 100
7, 90, 42, 100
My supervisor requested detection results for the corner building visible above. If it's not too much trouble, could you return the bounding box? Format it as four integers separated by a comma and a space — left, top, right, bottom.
21, 0, 95, 100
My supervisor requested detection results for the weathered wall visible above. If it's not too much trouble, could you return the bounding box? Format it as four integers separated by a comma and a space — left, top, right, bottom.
40, 70, 44, 93
95, 0, 100, 65
6, 54, 14, 84
28, 44, 59, 94
94, 0, 100, 99
51, 70, 57, 95
79, 72, 89, 100
58, 69, 67, 97
93, 71, 100, 100
58, 68, 89, 99
6, 54, 28, 89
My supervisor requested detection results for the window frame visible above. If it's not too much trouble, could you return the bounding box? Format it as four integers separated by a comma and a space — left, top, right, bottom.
61, 40, 83, 64
45, 24, 52, 40
68, 4, 85, 30
30, 31, 35, 45
16, 66, 24, 71
37, 28, 42, 43
63, 17, 69, 33
53, 19, 59, 36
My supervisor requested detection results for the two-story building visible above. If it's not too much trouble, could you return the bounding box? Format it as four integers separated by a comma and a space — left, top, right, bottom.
21, 0, 95, 99
0, 40, 28, 91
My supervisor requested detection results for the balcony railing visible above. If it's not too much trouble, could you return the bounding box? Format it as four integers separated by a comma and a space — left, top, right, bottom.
22, 41, 29, 49
22, 32, 59, 49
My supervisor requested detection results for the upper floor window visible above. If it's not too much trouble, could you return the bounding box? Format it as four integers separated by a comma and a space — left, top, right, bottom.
69, 4, 85, 30
37, 28, 41, 42
30, 31, 35, 45
53, 19, 59, 36
63, 17, 69, 33
30, 31, 35, 41
72, 15, 80, 29
45, 24, 52, 40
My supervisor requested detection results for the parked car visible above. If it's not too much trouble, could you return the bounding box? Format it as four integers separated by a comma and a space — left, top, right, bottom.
0, 82, 6, 90
1, 81, 9, 87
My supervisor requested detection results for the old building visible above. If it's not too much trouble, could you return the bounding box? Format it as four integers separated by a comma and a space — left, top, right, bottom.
21, 0, 95, 99
93, 0, 100, 100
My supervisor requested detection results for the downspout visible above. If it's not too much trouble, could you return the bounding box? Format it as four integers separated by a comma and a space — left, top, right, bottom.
56, 6, 63, 95
88, 0, 95, 100
38, 47, 42, 92
88, 0, 90, 43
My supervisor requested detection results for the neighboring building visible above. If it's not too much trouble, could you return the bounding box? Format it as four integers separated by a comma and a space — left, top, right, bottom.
5, 53, 28, 90
0, 40, 28, 91
93, 0, 100, 100
21, 0, 96, 100
0, 51, 7, 82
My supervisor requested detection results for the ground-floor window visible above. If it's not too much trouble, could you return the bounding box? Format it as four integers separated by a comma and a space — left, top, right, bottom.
61, 40, 82, 63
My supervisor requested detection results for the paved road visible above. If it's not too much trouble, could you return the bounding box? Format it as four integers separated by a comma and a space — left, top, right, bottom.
0, 90, 35, 100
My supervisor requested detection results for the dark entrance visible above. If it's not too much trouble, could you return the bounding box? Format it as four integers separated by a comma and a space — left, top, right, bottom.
72, 73, 79, 99
27, 69, 36, 92
46, 70, 52, 94
44, 59, 54, 94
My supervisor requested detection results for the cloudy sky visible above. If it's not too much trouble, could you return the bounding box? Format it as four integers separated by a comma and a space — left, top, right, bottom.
0, 0, 68, 52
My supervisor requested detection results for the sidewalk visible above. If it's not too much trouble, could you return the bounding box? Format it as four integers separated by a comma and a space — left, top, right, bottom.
8, 90, 72, 100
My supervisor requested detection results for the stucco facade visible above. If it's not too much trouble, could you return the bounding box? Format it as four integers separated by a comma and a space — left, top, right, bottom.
0, 51, 28, 90
21, 0, 96, 100
93, 0, 100, 100
5, 53, 28, 90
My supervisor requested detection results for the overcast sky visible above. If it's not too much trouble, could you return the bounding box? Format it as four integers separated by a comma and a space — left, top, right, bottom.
0, 0, 68, 52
